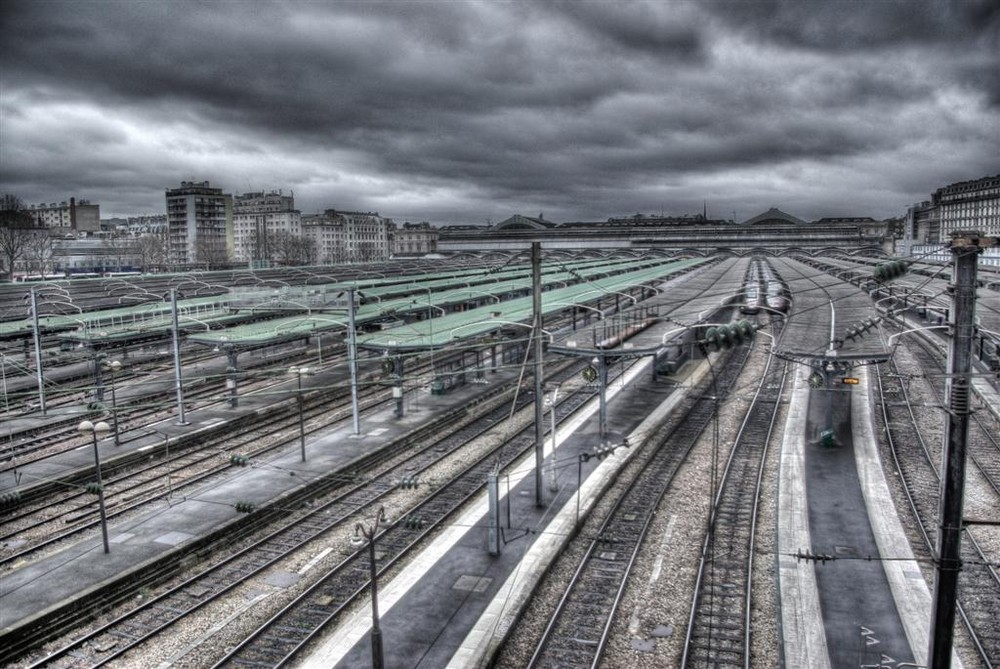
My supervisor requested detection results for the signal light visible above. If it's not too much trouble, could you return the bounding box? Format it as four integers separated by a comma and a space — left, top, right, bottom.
234, 501, 256, 513
403, 515, 425, 530
1, 490, 22, 507
85, 482, 104, 495
841, 377, 860, 385
230, 454, 249, 467
399, 475, 421, 489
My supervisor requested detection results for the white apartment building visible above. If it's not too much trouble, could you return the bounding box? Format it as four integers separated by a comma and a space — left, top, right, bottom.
232, 190, 300, 266
302, 209, 391, 264
165, 181, 231, 268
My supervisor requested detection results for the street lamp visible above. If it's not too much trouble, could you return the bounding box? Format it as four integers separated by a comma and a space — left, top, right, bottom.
78, 420, 112, 553
288, 366, 314, 462
355, 506, 388, 669
103, 359, 122, 447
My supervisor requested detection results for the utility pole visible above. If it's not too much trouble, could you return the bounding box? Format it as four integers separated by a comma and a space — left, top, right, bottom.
532, 241, 545, 507
927, 231, 992, 668
30, 289, 46, 414
169, 289, 188, 425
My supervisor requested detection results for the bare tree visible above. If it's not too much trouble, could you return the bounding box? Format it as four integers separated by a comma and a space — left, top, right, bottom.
24, 232, 55, 276
132, 232, 169, 272
0, 194, 43, 280
194, 235, 231, 270
270, 230, 316, 266
102, 235, 136, 271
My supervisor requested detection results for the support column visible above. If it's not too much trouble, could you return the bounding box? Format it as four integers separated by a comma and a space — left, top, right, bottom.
927, 232, 985, 668
532, 241, 545, 507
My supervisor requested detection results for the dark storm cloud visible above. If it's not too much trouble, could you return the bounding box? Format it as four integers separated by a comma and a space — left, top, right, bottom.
704, 0, 999, 50
1, 0, 998, 222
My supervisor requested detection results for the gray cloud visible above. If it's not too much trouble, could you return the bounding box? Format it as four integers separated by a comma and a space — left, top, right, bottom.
1, 0, 998, 223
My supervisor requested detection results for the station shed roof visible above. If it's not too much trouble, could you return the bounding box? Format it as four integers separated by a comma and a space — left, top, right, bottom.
1, 295, 231, 343
186, 256, 698, 351
548, 257, 752, 358
355, 257, 708, 352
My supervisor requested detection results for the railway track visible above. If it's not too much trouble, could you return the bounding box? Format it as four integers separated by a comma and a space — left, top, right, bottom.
207, 360, 599, 668
527, 343, 752, 668
0, 343, 467, 566
4, 354, 545, 667
681, 335, 788, 667
874, 328, 1000, 666
15, 362, 562, 668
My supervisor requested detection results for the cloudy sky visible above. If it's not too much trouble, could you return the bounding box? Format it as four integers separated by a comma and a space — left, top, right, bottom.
2, 1, 998, 224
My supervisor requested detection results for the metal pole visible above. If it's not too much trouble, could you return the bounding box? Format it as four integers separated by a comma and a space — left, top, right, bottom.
91, 430, 110, 554
170, 289, 187, 424
348, 288, 361, 435
108, 362, 120, 447
548, 385, 559, 492
357, 508, 386, 669
532, 241, 545, 507
30, 289, 46, 414
393, 354, 404, 419
928, 233, 983, 668
296, 371, 306, 462
598, 353, 607, 438
80, 421, 112, 554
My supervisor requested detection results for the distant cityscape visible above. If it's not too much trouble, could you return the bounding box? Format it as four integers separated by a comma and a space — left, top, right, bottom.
4, 172, 999, 279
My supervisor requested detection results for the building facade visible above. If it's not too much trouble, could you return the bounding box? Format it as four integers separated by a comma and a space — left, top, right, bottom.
28, 198, 101, 235
165, 181, 231, 268
391, 222, 438, 257
905, 174, 999, 266
232, 190, 301, 266
301, 209, 391, 264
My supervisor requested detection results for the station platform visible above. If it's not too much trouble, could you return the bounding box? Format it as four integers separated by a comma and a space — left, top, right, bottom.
1, 338, 974, 667
0, 360, 520, 642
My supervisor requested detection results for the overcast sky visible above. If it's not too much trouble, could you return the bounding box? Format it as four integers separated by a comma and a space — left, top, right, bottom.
2, 1, 998, 224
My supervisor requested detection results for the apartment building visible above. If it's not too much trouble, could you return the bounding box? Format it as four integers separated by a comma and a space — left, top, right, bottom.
232, 190, 301, 266
165, 181, 231, 268
905, 174, 1000, 266
302, 209, 391, 264
935, 174, 1000, 239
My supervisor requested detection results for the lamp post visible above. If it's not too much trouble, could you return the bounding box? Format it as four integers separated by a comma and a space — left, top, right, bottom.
355, 506, 388, 669
288, 366, 312, 462
103, 359, 122, 447
78, 420, 111, 553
